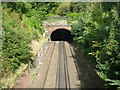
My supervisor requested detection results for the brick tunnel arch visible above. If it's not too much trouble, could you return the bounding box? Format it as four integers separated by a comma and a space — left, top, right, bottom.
50, 28, 73, 42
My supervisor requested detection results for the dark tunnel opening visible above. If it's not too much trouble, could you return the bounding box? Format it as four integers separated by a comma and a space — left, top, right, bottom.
50, 28, 73, 42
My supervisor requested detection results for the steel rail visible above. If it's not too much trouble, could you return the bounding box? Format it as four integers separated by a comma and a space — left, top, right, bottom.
42, 42, 56, 89
56, 41, 70, 89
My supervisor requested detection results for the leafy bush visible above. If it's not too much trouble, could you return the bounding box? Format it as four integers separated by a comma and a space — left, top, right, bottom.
1, 8, 33, 76
70, 2, 120, 89
1, 2, 61, 78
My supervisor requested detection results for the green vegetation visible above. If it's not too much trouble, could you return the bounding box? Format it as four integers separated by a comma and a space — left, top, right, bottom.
2, 2, 41, 76
1, 2, 120, 89
68, 2, 120, 89
1, 2, 59, 88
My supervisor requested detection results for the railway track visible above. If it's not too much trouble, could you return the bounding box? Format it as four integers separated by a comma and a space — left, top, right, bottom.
30, 41, 80, 88
56, 41, 70, 89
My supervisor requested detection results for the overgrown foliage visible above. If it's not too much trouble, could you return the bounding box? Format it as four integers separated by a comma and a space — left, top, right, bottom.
1, 2, 120, 89
1, 2, 58, 77
69, 2, 120, 89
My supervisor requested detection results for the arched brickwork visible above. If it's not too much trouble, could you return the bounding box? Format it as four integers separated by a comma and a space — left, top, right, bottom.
44, 25, 71, 35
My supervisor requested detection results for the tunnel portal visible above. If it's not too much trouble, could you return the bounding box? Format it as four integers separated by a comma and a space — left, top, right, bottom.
50, 28, 73, 42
